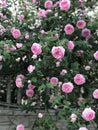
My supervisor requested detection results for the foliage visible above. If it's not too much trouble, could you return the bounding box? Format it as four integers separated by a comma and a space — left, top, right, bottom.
0, 0, 98, 130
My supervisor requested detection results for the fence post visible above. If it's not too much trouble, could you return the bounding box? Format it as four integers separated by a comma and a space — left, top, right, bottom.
6, 76, 11, 104
17, 88, 22, 105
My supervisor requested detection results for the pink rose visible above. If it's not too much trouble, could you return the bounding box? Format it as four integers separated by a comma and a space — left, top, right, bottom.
32, 0, 37, 4
25, 33, 29, 39
31, 43, 42, 55
77, 20, 86, 29
32, 54, 37, 59
15, 78, 23, 88
68, 41, 75, 50
28, 84, 35, 89
79, 127, 88, 130
59, 0, 70, 11
50, 77, 59, 86
54, 12, 58, 17
45, 9, 52, 14
70, 113, 77, 122
27, 65, 35, 73
55, 1, 60, 8
38, 9, 46, 18
16, 43, 23, 49
60, 69, 67, 76
82, 28, 91, 39
26, 89, 34, 97
78, 0, 83, 7
10, 45, 16, 51
16, 124, 24, 130
19, 14, 25, 21
40, 30, 46, 35
93, 89, 98, 99
38, 113, 43, 118
4, 44, 9, 50
44, 0, 53, 9
0, 55, 3, 61
77, 97, 84, 105
94, 51, 98, 60
56, 61, 60, 67
82, 108, 95, 121
74, 74, 85, 85
11, 28, 21, 39
1, 0, 7, 8
62, 82, 74, 93
15, 74, 24, 88
52, 33, 59, 39
51, 46, 65, 59
64, 24, 74, 35
49, 95, 54, 103
16, 74, 24, 80
85, 66, 91, 71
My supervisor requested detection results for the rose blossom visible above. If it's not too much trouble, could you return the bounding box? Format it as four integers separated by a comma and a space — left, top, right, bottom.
93, 89, 98, 99
10, 45, 16, 51
11, 28, 21, 39
25, 33, 29, 39
1, 0, 7, 8
27, 65, 35, 73
70, 113, 77, 122
62, 82, 74, 93
77, 97, 84, 105
77, 20, 86, 29
74, 74, 85, 85
94, 51, 98, 60
44, 0, 53, 9
51, 46, 65, 59
40, 30, 46, 35
79, 127, 88, 130
32, 54, 37, 59
82, 28, 91, 39
82, 108, 95, 121
59, 0, 70, 11
16, 74, 24, 80
38, 113, 43, 118
31, 43, 42, 55
52, 33, 59, 39
78, 0, 83, 7
19, 14, 25, 21
49, 95, 54, 103
50, 77, 59, 86
16, 43, 23, 49
4, 44, 9, 50
45, 9, 52, 14
15, 78, 23, 88
54, 12, 58, 17
56, 61, 60, 67
55, 1, 60, 7
68, 41, 75, 50
85, 66, 91, 71
32, 0, 37, 4
28, 84, 35, 90
64, 24, 74, 35
26, 89, 34, 97
60, 69, 67, 76
16, 124, 24, 130
0, 55, 3, 61
15, 74, 24, 88
38, 9, 46, 18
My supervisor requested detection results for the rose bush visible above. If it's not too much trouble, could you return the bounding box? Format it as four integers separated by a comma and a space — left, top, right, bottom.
0, 0, 98, 130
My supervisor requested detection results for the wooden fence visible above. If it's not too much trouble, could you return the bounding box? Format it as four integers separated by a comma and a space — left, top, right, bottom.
0, 75, 22, 108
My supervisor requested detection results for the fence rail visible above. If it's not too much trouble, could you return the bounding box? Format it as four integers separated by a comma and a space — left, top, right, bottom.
0, 75, 22, 107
